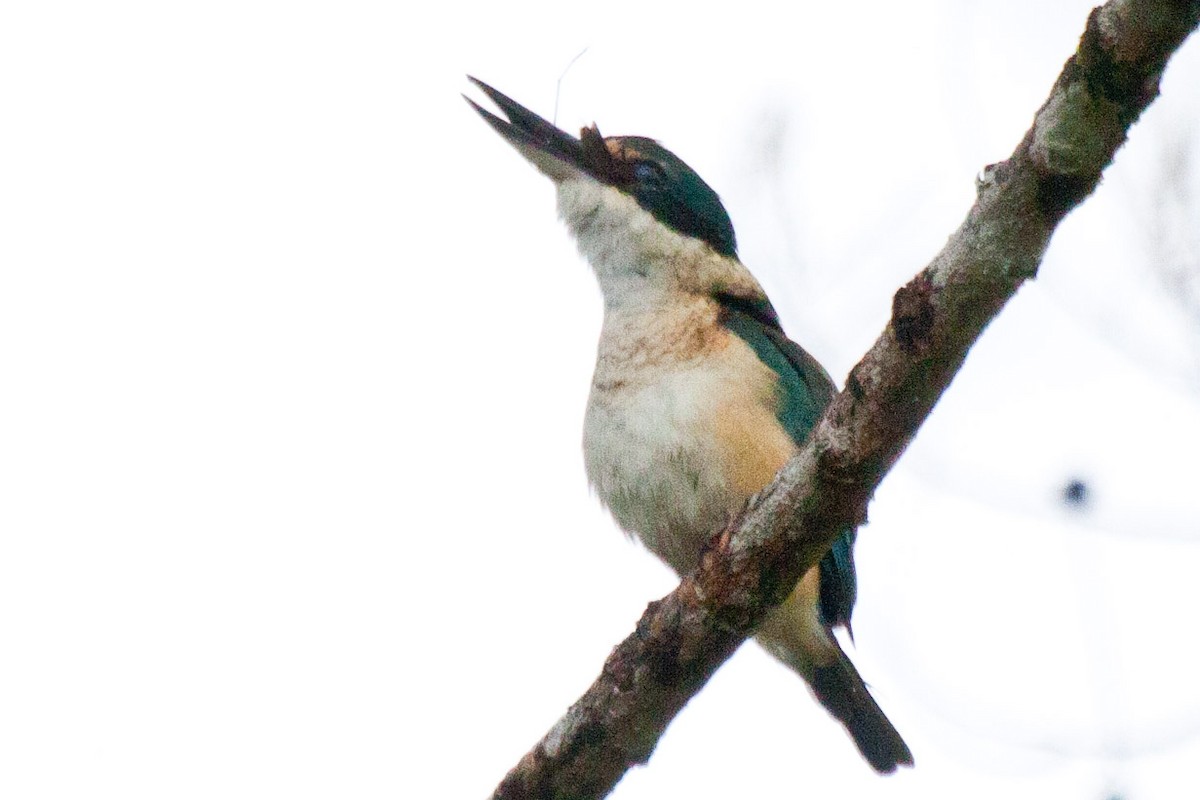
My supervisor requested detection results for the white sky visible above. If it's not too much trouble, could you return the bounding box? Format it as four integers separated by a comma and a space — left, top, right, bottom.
3, 1, 1200, 798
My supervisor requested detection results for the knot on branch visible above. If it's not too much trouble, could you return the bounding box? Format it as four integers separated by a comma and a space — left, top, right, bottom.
1027, 1, 1198, 223
1078, 4, 1177, 121
891, 276, 936, 353
1035, 171, 1100, 224
629, 597, 687, 687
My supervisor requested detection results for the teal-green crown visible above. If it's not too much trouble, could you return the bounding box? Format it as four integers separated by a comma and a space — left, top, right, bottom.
596, 134, 738, 258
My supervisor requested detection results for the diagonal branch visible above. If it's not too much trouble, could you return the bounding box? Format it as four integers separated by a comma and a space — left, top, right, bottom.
492, 2, 1200, 797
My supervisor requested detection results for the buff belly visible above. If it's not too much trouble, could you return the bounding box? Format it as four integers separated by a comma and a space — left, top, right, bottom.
582, 327, 839, 674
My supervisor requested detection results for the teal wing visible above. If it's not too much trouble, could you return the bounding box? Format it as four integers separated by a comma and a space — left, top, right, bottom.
717, 293, 857, 630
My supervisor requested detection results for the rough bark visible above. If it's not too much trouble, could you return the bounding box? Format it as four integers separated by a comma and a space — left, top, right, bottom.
492, 2, 1200, 797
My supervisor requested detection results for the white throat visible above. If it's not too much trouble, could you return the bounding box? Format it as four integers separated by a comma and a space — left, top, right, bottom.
555, 179, 765, 311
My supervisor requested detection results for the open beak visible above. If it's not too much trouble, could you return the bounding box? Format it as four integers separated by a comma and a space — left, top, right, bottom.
464, 76, 617, 184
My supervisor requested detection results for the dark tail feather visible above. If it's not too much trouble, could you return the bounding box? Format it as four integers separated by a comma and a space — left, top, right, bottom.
811, 652, 913, 774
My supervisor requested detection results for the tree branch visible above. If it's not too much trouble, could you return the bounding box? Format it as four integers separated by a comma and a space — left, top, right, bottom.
492, 2, 1200, 797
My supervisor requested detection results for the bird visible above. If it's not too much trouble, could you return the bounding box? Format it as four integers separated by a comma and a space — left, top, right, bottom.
464, 76, 913, 774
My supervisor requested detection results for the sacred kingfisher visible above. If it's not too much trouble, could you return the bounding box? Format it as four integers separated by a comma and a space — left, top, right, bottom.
465, 77, 912, 773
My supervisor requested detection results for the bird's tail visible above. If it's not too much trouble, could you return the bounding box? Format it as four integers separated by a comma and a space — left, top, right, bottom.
807, 647, 913, 774
754, 587, 912, 774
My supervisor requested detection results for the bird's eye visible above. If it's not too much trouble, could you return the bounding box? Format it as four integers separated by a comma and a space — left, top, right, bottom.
632, 162, 663, 183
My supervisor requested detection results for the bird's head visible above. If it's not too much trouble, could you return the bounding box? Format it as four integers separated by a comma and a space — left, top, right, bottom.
465, 77, 761, 307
